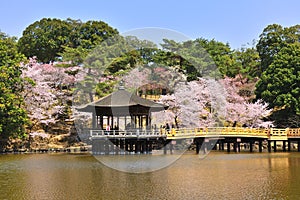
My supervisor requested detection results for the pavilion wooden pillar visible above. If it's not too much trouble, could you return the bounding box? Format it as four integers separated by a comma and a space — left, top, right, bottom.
117, 116, 120, 130
135, 116, 138, 128
100, 116, 103, 130
148, 113, 152, 128
131, 115, 135, 128
111, 116, 114, 128
139, 116, 142, 128
145, 115, 149, 129
107, 116, 110, 127
92, 110, 96, 128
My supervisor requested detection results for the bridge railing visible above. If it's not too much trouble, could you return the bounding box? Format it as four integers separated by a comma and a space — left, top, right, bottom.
165, 127, 269, 138
287, 128, 300, 137
89, 127, 300, 139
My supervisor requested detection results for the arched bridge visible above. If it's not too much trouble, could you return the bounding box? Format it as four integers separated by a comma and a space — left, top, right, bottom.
89, 127, 300, 154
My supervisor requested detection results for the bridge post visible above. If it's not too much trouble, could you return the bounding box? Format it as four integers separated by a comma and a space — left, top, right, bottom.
143, 139, 148, 153
99, 140, 105, 154
221, 141, 224, 151
92, 139, 100, 154
212, 142, 217, 150
148, 141, 153, 153
110, 140, 115, 154
203, 139, 209, 154
236, 138, 241, 153
288, 140, 291, 152
163, 144, 167, 154
233, 142, 237, 153
139, 141, 143, 154
135, 141, 140, 154
104, 139, 110, 155
195, 142, 200, 154
120, 139, 124, 154
227, 142, 231, 153
129, 140, 134, 153
259, 140, 263, 153
125, 139, 129, 154
249, 141, 253, 152
218, 141, 223, 150
282, 141, 286, 152
203, 142, 207, 154
145, 140, 149, 154
273, 141, 277, 152
116, 139, 120, 154
194, 139, 201, 154
170, 142, 174, 154
268, 140, 272, 152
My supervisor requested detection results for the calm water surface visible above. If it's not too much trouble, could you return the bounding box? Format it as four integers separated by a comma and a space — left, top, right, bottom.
1, 152, 300, 200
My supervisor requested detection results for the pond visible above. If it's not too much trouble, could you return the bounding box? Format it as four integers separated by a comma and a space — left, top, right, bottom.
1, 152, 300, 199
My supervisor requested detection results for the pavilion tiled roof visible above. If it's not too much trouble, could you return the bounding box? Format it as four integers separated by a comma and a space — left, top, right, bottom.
77, 88, 168, 115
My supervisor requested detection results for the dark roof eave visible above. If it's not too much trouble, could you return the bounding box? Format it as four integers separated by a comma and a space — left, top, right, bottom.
76, 104, 168, 113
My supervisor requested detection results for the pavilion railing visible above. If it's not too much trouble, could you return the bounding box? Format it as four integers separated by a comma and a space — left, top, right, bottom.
90, 129, 162, 138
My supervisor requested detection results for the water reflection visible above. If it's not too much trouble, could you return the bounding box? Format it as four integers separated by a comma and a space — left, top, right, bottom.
1, 152, 300, 199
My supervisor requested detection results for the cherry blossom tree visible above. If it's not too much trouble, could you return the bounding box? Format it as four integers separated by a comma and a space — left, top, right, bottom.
153, 77, 272, 128
153, 79, 222, 128
21, 57, 83, 134
122, 66, 151, 91
220, 76, 272, 127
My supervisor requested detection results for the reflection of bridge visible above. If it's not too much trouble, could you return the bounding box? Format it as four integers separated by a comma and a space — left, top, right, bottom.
90, 127, 300, 154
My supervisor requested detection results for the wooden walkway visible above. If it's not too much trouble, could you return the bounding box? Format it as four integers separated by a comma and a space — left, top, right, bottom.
89, 127, 300, 154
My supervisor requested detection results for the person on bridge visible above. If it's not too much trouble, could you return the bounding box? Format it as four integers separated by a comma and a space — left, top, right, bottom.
105, 124, 111, 135
165, 123, 170, 134
171, 124, 176, 136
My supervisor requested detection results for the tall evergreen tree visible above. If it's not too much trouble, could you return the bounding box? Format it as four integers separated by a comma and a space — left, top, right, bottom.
256, 24, 300, 127
0, 32, 28, 145
256, 43, 300, 127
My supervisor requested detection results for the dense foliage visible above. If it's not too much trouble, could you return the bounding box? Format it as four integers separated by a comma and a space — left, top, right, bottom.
0, 32, 28, 140
256, 24, 300, 127
256, 24, 300, 74
18, 18, 118, 63
256, 43, 300, 127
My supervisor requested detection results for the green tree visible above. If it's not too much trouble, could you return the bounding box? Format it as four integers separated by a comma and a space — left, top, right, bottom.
59, 19, 119, 65
257, 24, 300, 74
255, 43, 300, 127
195, 38, 237, 77
0, 32, 28, 145
72, 20, 118, 49
108, 36, 157, 74
80, 35, 158, 101
59, 46, 90, 66
159, 39, 207, 81
160, 38, 237, 80
18, 18, 71, 63
234, 44, 261, 80
18, 18, 119, 63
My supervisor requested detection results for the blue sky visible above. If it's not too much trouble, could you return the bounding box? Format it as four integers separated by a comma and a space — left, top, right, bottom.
0, 0, 299, 49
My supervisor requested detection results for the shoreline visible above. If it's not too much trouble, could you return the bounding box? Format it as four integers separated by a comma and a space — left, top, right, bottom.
0, 145, 92, 154
1, 144, 299, 155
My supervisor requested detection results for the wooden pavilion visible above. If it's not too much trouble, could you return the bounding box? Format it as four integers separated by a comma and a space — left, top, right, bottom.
77, 85, 168, 131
